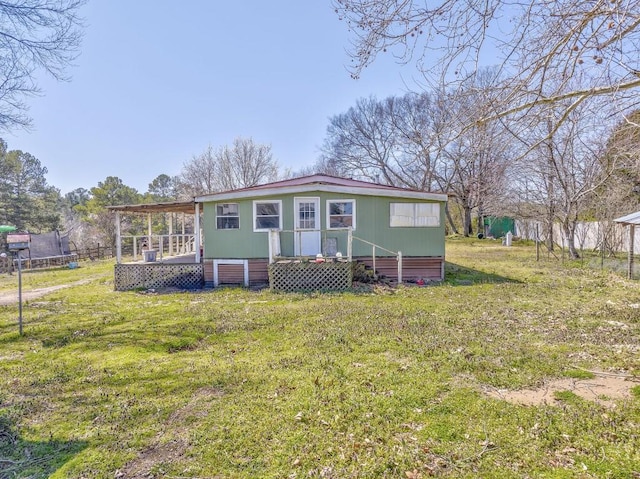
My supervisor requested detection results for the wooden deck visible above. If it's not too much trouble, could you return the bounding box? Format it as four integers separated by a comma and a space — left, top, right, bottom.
115, 254, 203, 291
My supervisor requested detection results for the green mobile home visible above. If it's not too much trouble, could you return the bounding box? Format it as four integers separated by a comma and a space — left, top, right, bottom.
196, 175, 447, 287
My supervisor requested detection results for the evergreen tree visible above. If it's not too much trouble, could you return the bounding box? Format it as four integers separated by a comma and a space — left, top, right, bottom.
0, 139, 61, 232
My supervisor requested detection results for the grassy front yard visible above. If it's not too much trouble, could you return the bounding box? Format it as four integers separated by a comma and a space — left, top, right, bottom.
1, 239, 639, 478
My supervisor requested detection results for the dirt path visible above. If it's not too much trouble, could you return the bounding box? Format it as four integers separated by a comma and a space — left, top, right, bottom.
0, 277, 105, 306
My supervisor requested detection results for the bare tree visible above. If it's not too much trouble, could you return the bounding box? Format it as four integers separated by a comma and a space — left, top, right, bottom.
334, 0, 640, 128
177, 145, 218, 197
436, 69, 513, 236
0, 0, 86, 130
512, 98, 615, 258
322, 70, 514, 236
321, 95, 400, 184
321, 93, 445, 189
598, 110, 640, 213
178, 138, 279, 196
216, 137, 279, 190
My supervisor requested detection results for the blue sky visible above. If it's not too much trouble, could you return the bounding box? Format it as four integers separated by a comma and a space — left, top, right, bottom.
6, 1, 421, 195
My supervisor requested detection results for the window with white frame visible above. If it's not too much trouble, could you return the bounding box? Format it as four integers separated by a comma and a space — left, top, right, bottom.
253, 200, 282, 231
327, 200, 355, 229
216, 203, 239, 229
390, 202, 440, 227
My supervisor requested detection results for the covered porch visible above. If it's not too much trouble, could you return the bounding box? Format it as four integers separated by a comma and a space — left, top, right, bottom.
109, 200, 205, 291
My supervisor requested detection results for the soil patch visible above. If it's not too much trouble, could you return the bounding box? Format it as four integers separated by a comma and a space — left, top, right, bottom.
485, 373, 638, 407
115, 387, 224, 478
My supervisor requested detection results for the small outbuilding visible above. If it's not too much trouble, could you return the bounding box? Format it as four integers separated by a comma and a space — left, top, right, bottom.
614, 210, 640, 279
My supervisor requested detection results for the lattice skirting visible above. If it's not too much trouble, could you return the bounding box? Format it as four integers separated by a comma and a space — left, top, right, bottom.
269, 260, 352, 292
115, 264, 204, 291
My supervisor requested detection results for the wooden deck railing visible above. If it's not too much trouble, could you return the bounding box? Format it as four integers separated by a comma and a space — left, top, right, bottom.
120, 234, 196, 261
351, 235, 403, 284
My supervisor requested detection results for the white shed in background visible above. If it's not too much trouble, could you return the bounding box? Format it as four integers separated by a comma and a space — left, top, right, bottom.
614, 211, 640, 279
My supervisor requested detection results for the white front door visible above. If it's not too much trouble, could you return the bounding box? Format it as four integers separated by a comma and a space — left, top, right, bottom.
294, 197, 321, 256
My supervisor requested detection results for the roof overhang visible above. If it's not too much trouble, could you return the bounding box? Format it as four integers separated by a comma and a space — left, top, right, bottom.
195, 184, 448, 203
107, 200, 196, 214
614, 211, 640, 226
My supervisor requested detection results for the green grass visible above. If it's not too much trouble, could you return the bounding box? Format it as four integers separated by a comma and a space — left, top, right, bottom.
1, 239, 639, 478
562, 369, 596, 380
0, 260, 113, 293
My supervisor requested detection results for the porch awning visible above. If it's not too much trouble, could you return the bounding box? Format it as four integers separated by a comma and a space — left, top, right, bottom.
108, 200, 197, 214
109, 200, 201, 264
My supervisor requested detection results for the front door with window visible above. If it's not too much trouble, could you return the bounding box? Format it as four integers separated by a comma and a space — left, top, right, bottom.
294, 197, 321, 256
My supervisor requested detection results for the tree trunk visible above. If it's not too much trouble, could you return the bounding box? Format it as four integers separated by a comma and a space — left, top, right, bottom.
464, 206, 473, 237
562, 220, 580, 259
444, 203, 459, 235
476, 212, 484, 237
545, 216, 554, 252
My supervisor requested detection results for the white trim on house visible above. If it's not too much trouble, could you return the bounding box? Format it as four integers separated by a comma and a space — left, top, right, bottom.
216, 202, 240, 230
253, 199, 283, 232
326, 199, 356, 230
213, 259, 249, 287
196, 183, 447, 203
389, 202, 440, 227
294, 196, 321, 256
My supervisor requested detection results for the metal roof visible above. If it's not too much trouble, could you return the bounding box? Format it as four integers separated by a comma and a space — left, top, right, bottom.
107, 200, 196, 214
195, 174, 448, 203
614, 211, 640, 226
107, 175, 448, 213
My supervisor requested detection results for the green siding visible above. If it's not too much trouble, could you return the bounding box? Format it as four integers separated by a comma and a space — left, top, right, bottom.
203, 192, 445, 259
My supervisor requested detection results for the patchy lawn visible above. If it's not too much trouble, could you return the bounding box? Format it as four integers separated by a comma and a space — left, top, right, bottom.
0, 239, 639, 478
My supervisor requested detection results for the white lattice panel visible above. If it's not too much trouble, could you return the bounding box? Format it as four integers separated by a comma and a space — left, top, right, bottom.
115, 264, 204, 291
268, 260, 352, 292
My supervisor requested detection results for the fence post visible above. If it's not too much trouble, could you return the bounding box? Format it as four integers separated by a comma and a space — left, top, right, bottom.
629, 224, 635, 280
397, 251, 403, 284
600, 225, 605, 270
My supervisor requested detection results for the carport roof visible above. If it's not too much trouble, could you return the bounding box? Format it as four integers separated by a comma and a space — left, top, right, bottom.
614, 211, 640, 226
107, 200, 196, 214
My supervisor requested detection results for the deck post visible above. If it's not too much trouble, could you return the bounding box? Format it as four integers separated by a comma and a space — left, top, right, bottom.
195, 203, 201, 263
147, 213, 152, 252
347, 228, 353, 261
372, 245, 376, 277
181, 213, 185, 252
397, 251, 403, 284
268, 230, 274, 263
133, 236, 137, 261
268, 229, 280, 263
115, 211, 122, 264
169, 215, 174, 256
